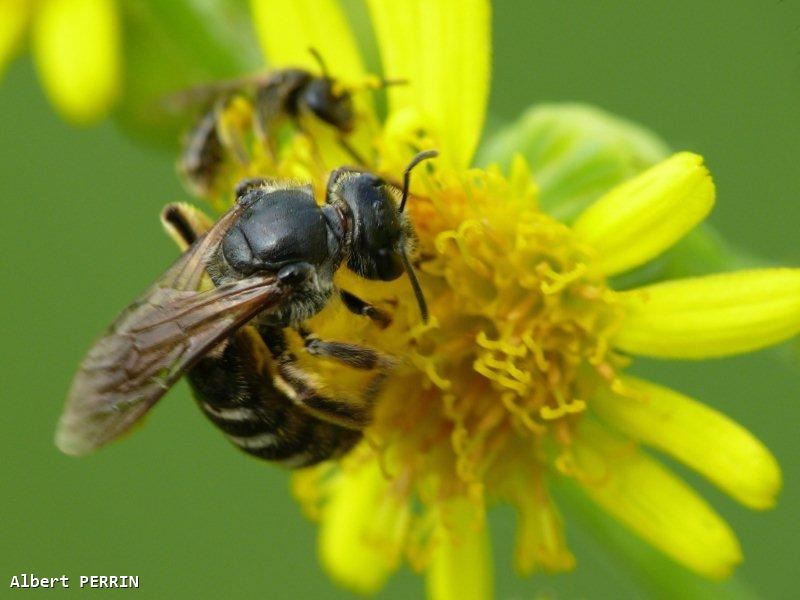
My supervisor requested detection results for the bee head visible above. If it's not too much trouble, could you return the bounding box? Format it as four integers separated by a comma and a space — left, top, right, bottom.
303, 49, 355, 131
333, 172, 406, 281
326, 150, 438, 322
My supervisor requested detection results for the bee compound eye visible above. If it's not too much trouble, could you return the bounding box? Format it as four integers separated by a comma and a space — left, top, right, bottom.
374, 247, 404, 281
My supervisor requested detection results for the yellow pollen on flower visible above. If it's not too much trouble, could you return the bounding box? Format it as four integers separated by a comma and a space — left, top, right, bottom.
420, 186, 614, 456
291, 159, 628, 558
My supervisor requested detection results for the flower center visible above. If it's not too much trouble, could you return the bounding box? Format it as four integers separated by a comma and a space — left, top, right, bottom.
195, 103, 622, 498
322, 166, 623, 499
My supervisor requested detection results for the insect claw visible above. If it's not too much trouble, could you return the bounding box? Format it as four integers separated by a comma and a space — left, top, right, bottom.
277, 263, 315, 286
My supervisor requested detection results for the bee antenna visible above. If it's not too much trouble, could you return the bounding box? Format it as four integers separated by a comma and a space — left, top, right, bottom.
308, 47, 330, 78
359, 77, 407, 94
379, 78, 408, 88
397, 149, 437, 322
399, 149, 438, 213
400, 247, 429, 323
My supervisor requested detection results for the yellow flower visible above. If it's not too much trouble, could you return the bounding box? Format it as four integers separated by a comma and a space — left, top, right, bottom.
0, 0, 121, 124
180, 1, 798, 597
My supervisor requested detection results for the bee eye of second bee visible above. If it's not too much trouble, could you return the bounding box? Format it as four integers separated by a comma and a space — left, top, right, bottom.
302, 79, 354, 129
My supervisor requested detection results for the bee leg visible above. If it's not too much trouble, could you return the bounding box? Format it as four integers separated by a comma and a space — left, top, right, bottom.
189, 328, 361, 466
292, 119, 327, 170
339, 289, 393, 329
260, 326, 385, 430
160, 202, 213, 250
214, 96, 250, 166
296, 325, 396, 371
337, 135, 370, 168
252, 118, 279, 161
253, 88, 281, 160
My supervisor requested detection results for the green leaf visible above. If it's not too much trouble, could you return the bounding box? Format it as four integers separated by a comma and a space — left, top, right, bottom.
115, 0, 263, 148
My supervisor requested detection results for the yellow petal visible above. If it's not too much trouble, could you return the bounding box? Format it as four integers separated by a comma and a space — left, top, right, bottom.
318, 460, 405, 595
614, 268, 800, 358
0, 0, 31, 79
573, 152, 714, 275
571, 420, 742, 579
31, 0, 120, 124
592, 376, 781, 510
426, 499, 493, 600
249, 0, 365, 82
367, 0, 490, 168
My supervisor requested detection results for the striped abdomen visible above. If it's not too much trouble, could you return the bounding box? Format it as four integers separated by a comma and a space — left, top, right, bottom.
186, 329, 360, 467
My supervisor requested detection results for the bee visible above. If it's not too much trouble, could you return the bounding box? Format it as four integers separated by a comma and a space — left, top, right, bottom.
56, 151, 437, 468
173, 49, 385, 196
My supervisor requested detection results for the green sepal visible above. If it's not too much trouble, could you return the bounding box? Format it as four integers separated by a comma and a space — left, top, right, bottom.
478, 103, 759, 288
477, 103, 670, 222
551, 477, 758, 600
114, 0, 262, 148
610, 223, 762, 291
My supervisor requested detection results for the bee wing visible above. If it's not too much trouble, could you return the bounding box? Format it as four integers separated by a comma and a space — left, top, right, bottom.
161, 74, 270, 114
56, 203, 286, 456
162, 85, 234, 114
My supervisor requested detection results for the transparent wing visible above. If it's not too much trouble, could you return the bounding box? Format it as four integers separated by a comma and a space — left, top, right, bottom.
161, 74, 272, 114
56, 203, 286, 455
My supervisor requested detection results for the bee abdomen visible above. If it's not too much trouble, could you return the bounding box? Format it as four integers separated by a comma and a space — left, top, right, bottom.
188, 331, 359, 467
180, 110, 223, 194
198, 402, 279, 437
224, 419, 360, 467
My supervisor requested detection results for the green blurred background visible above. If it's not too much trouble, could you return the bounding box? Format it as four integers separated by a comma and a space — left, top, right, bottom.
2, 1, 798, 598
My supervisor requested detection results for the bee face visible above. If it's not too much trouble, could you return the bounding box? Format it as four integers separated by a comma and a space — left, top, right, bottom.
328, 171, 407, 281
300, 77, 355, 131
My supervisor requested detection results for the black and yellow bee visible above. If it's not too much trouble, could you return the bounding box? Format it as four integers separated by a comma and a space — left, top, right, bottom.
57, 151, 436, 467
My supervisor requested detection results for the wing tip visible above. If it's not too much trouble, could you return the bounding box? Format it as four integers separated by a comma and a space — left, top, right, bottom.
54, 418, 95, 457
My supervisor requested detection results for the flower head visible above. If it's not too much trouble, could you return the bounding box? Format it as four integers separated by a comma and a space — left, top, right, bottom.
178, 0, 799, 597
0, 0, 121, 124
